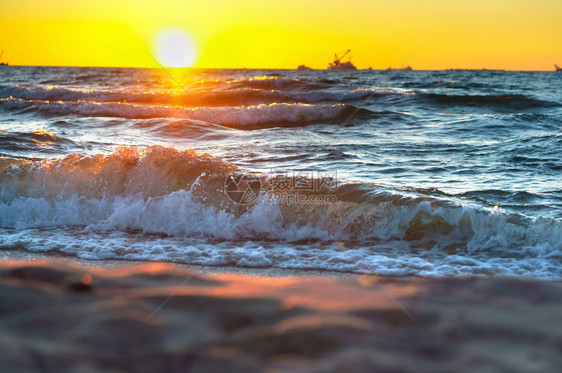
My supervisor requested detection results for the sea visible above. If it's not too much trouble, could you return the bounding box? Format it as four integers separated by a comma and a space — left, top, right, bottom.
0, 66, 560, 279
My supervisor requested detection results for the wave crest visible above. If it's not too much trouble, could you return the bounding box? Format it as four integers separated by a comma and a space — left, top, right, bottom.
1, 147, 560, 256
1, 97, 360, 128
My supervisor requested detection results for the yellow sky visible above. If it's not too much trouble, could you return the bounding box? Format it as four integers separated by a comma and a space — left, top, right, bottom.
1, 0, 561, 70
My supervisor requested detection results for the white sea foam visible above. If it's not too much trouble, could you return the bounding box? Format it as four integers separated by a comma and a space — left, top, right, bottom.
0, 147, 560, 278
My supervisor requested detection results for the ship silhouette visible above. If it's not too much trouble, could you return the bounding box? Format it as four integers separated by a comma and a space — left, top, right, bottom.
328, 49, 357, 70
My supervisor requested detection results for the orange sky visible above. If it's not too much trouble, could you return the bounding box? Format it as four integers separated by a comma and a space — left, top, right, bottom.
1, 0, 561, 70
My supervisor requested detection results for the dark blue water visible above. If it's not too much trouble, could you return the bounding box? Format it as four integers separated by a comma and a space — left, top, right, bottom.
0, 66, 561, 278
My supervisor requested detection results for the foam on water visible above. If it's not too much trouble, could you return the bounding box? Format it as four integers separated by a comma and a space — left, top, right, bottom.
0, 146, 560, 278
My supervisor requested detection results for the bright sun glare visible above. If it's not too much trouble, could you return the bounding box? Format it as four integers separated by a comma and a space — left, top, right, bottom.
154, 29, 197, 68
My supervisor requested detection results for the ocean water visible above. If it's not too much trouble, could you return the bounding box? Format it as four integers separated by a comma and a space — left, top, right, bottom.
0, 66, 561, 279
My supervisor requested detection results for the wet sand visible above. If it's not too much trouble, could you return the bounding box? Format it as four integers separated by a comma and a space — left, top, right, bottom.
0, 258, 560, 372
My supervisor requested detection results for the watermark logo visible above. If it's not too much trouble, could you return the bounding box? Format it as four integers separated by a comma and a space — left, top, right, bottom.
263, 170, 339, 194
224, 169, 339, 205
224, 172, 262, 205
266, 193, 337, 205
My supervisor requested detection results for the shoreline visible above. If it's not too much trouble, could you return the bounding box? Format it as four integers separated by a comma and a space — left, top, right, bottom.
0, 256, 560, 372
0, 250, 362, 279
1, 249, 559, 281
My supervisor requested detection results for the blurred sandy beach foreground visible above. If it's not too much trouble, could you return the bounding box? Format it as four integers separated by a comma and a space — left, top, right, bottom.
0, 259, 560, 373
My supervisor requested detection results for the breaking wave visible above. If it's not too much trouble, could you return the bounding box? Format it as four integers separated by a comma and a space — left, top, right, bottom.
0, 84, 412, 107
0, 97, 365, 128
0, 146, 560, 278
2, 83, 556, 113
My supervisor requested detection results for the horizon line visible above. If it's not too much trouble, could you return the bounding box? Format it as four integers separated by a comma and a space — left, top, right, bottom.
1, 64, 559, 72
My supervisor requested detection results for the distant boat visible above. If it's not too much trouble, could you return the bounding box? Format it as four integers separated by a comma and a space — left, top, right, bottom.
0, 50, 8, 66
297, 65, 312, 70
328, 49, 357, 70
386, 65, 413, 71
556, 64, 561, 72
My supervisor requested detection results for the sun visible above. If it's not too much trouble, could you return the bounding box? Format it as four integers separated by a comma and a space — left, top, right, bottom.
154, 29, 197, 68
